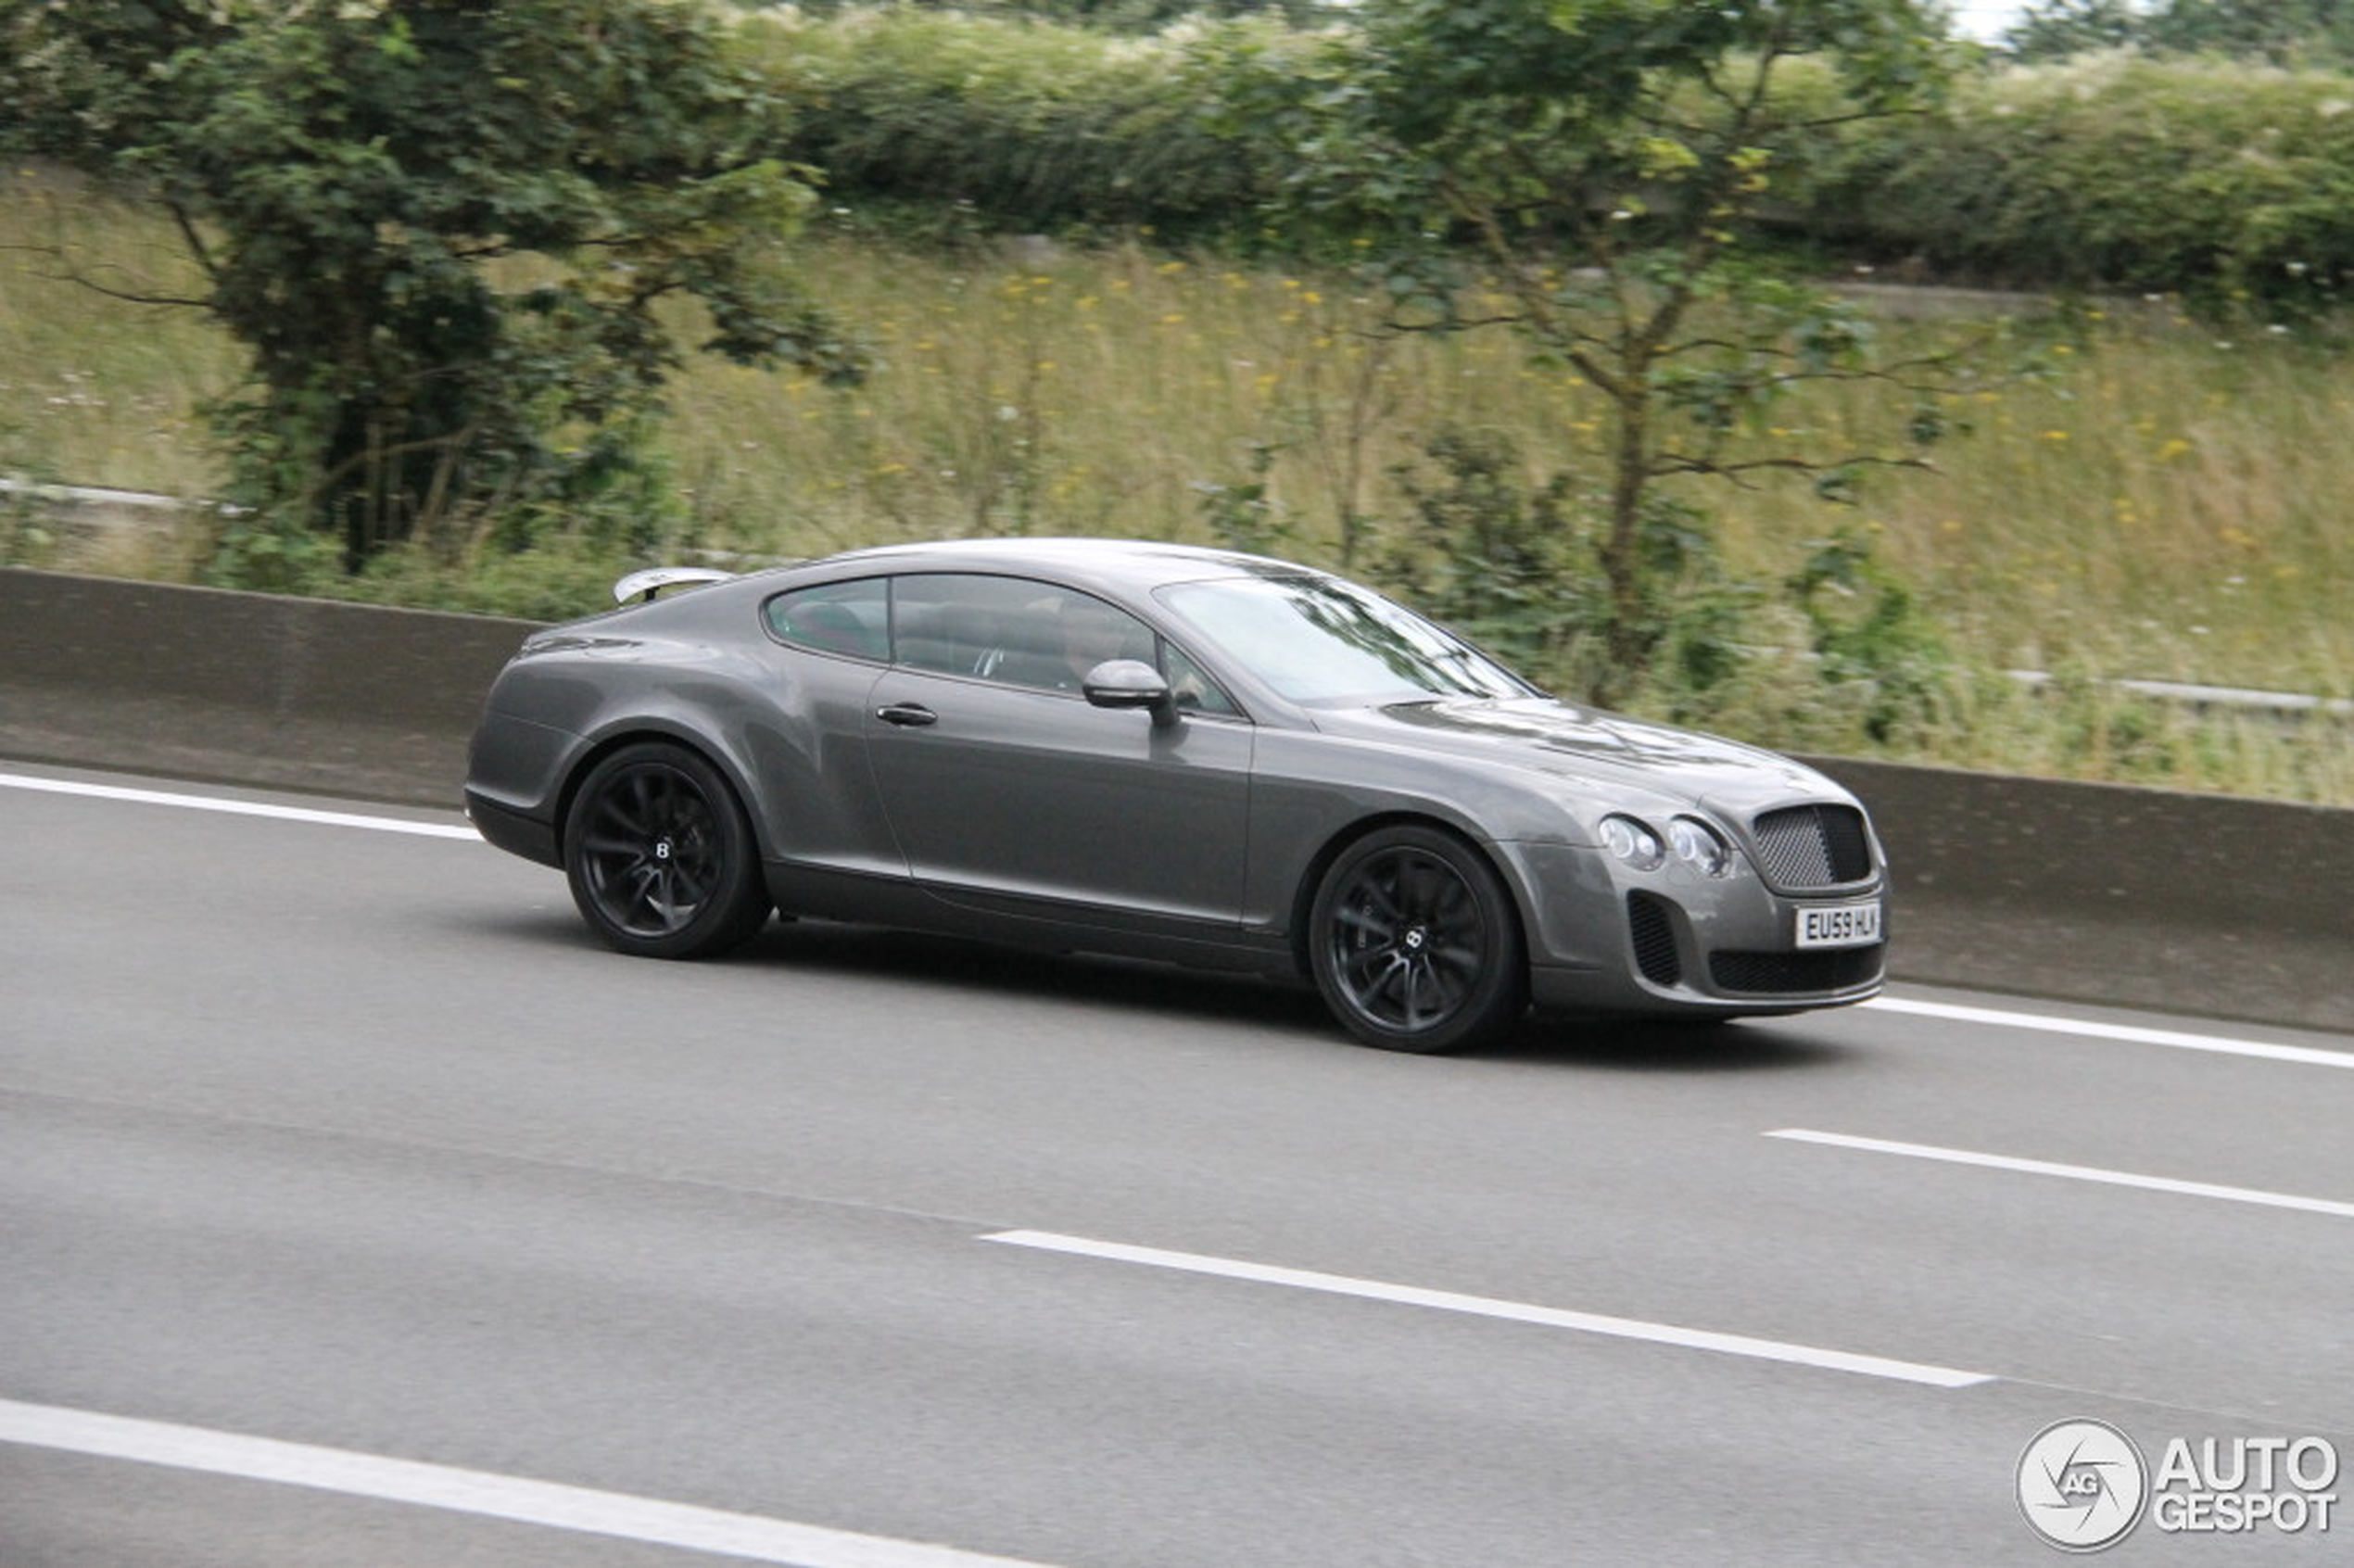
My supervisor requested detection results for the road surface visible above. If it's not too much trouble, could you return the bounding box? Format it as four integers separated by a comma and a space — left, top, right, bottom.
4, 765, 2348, 1564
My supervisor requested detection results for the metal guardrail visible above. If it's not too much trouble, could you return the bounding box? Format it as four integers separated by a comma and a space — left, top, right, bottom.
2004, 668, 2354, 720
0, 477, 203, 516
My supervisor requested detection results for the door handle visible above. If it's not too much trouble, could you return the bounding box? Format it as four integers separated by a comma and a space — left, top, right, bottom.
876, 702, 938, 727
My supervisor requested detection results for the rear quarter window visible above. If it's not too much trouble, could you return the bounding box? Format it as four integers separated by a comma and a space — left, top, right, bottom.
763, 578, 890, 661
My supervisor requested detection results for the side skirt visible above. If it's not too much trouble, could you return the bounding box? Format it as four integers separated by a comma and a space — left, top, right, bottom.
764, 861, 1297, 977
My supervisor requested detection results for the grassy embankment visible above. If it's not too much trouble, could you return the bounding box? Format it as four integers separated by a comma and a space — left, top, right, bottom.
2, 174, 2348, 803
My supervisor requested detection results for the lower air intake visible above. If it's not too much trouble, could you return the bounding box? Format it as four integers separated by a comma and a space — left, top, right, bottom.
1710, 945, 1885, 995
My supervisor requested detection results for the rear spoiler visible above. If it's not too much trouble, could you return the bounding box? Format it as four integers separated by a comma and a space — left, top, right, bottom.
612, 566, 736, 605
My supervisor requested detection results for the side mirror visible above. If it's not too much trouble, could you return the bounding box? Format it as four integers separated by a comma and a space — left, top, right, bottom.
1082, 658, 1179, 728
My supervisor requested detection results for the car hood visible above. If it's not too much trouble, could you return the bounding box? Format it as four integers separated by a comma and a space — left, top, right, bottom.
1312, 697, 1850, 818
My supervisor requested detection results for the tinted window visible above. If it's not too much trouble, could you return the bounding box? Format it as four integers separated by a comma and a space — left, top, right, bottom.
889, 574, 1239, 714
891, 574, 1152, 690
764, 577, 890, 661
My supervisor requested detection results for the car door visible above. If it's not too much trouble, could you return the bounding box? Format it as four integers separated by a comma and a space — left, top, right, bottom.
745, 575, 901, 881
865, 572, 1253, 932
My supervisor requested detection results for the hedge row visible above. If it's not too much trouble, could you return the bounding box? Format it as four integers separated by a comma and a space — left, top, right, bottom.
741, 10, 2354, 316
743, 10, 1287, 244
1813, 54, 2354, 315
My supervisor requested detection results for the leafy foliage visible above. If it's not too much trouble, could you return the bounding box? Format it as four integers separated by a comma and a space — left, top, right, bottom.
1784, 524, 1949, 741
682, 12, 2354, 316
2007, 0, 2354, 68
1808, 53, 2354, 318
0, 0, 861, 579
756, 10, 2354, 320
1375, 427, 1766, 707
760, 0, 1341, 28
1195, 438, 1297, 556
740, 8, 1293, 247
1378, 427, 1586, 677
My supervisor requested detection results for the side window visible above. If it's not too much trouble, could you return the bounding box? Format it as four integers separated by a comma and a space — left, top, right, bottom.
891, 575, 1155, 692
886, 573, 1243, 714
1163, 640, 1240, 717
764, 577, 889, 662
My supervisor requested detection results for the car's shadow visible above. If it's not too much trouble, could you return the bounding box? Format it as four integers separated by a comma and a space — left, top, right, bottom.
1486, 1016, 1855, 1073
475, 909, 1857, 1074
753, 917, 1336, 1036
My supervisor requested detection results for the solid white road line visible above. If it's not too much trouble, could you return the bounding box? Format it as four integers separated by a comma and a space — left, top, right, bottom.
0, 1397, 1056, 1568
981, 1229, 1993, 1388
17, 765, 2348, 1069
1768, 1129, 2354, 1220
1864, 995, 2354, 1069
0, 772, 478, 841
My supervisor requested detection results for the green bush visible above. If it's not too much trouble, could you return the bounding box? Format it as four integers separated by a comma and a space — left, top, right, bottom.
742, 9, 1294, 244
737, 13, 2354, 318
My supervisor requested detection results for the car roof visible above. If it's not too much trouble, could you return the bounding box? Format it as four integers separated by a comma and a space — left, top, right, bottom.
792, 537, 1317, 599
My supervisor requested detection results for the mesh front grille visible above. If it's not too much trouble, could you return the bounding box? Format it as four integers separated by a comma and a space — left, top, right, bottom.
1626, 892, 1681, 987
1751, 805, 1874, 889
1710, 945, 1885, 995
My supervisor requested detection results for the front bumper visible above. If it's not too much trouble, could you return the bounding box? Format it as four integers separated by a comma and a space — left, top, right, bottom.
1498, 840, 1887, 1018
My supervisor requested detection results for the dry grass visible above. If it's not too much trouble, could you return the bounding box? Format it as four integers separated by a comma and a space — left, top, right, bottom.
3, 183, 2347, 799
664, 240, 2351, 704
0, 169, 235, 499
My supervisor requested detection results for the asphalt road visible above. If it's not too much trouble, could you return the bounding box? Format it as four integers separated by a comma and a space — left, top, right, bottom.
4, 763, 2349, 1566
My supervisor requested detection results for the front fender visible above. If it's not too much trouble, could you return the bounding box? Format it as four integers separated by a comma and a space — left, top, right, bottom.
1238, 728, 1597, 935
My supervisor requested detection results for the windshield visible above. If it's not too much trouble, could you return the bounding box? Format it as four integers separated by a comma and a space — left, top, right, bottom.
1158, 575, 1531, 705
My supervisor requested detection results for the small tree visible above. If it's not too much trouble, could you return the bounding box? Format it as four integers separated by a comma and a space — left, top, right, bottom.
1, 0, 862, 579
1223, 0, 1972, 707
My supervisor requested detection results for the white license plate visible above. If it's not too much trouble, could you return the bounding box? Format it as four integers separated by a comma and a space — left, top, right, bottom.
1796, 900, 1882, 949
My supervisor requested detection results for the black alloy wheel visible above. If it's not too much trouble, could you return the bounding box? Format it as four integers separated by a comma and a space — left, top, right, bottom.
1309, 824, 1525, 1053
563, 741, 770, 958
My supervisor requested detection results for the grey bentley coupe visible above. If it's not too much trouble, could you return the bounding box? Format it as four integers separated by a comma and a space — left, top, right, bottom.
464, 537, 1887, 1052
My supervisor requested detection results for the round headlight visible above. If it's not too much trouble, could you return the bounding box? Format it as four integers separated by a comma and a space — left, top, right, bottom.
1601, 815, 1665, 871
1668, 816, 1732, 878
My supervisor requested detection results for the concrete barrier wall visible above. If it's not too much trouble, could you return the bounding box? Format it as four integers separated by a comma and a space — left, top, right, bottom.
0, 567, 535, 805
4, 566, 2347, 1031
1797, 757, 2348, 1031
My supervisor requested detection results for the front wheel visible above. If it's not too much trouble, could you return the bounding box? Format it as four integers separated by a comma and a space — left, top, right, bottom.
563, 741, 770, 959
1308, 825, 1525, 1054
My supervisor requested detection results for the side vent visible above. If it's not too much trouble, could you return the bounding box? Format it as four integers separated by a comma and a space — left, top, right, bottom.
1626, 892, 1682, 988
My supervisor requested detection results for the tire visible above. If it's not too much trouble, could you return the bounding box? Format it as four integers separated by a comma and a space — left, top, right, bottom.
563, 741, 770, 959
1308, 824, 1526, 1054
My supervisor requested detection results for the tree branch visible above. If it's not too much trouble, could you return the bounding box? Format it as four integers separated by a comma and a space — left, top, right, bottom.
0, 242, 210, 310
1649, 450, 1936, 487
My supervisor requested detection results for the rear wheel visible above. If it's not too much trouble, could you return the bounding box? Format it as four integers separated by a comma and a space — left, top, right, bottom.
1309, 825, 1525, 1053
563, 741, 769, 958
